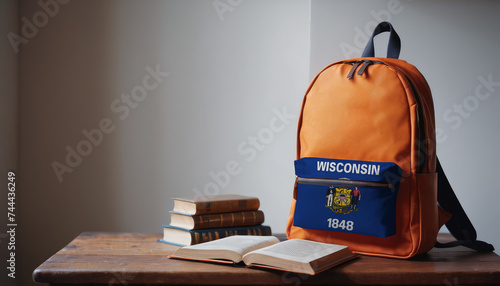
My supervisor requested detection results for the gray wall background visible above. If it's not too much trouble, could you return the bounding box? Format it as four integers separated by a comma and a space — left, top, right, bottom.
1, 1, 498, 285
12, 1, 309, 285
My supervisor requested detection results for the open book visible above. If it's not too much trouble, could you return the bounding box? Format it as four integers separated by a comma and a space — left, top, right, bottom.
168, 235, 356, 275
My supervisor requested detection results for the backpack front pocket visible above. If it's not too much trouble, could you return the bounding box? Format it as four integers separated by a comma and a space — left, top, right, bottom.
293, 157, 402, 238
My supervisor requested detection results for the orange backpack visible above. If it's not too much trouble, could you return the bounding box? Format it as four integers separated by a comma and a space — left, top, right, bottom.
286, 22, 493, 258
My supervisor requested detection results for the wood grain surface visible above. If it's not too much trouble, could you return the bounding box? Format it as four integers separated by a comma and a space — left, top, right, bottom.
33, 232, 500, 285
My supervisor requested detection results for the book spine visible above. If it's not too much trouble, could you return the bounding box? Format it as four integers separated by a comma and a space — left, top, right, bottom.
194, 198, 260, 214
192, 210, 265, 229
191, 225, 272, 245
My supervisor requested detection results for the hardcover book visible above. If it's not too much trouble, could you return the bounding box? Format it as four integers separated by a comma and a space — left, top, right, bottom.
159, 224, 272, 246
172, 194, 260, 215
169, 210, 265, 230
168, 235, 356, 275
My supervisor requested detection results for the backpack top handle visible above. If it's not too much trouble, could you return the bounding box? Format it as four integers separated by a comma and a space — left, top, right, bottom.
361, 21, 401, 59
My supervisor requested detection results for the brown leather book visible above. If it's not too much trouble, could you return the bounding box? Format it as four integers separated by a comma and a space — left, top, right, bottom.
172, 194, 260, 215
169, 210, 265, 230
160, 225, 272, 246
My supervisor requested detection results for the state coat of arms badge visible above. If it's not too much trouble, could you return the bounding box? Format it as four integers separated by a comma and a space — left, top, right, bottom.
325, 186, 361, 214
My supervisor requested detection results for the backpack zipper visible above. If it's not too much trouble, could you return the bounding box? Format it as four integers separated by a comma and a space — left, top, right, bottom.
346, 60, 383, 79
357, 60, 373, 75
297, 177, 394, 189
346, 62, 362, 79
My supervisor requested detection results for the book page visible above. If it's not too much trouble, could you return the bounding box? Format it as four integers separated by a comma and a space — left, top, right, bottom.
176, 235, 279, 257
244, 239, 348, 263
186, 235, 278, 255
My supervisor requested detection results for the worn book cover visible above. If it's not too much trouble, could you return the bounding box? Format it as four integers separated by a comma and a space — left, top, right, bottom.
169, 210, 265, 229
160, 224, 272, 246
172, 194, 260, 215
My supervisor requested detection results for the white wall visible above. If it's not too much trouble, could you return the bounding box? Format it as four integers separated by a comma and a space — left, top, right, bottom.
17, 1, 310, 285
1, 1, 18, 286
310, 0, 500, 252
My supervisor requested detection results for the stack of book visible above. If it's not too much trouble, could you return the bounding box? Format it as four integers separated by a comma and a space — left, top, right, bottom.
159, 194, 272, 246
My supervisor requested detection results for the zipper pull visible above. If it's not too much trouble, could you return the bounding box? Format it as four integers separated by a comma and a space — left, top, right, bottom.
357, 60, 372, 76
346, 62, 361, 79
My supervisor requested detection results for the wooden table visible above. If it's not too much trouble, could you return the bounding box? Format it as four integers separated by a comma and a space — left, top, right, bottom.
33, 232, 500, 285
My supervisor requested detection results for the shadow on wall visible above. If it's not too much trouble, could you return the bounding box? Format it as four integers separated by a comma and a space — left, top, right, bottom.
17, 1, 167, 286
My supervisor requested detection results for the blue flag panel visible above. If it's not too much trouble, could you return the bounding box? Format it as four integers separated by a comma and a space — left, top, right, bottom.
293, 157, 402, 238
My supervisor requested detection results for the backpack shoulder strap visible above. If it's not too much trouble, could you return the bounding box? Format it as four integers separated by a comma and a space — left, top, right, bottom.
435, 157, 494, 252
